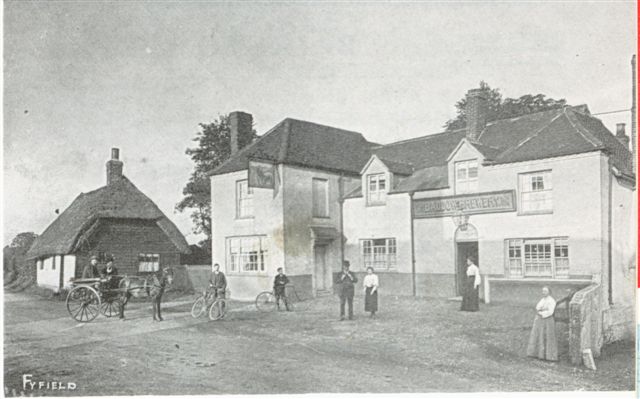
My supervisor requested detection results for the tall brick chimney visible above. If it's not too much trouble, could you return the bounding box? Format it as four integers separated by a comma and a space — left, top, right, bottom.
616, 123, 630, 149
106, 147, 123, 185
631, 55, 637, 175
466, 88, 488, 141
229, 111, 253, 155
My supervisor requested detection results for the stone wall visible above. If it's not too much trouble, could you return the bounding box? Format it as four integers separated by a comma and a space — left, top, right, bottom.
568, 284, 603, 365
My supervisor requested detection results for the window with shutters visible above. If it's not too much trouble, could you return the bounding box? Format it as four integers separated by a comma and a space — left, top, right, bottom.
312, 178, 329, 218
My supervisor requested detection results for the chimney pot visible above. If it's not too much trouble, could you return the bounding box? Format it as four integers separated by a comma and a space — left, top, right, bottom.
106, 148, 123, 185
466, 88, 489, 141
616, 123, 630, 149
229, 111, 253, 155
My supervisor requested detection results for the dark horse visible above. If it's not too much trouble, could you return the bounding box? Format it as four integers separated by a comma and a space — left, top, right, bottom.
119, 268, 174, 321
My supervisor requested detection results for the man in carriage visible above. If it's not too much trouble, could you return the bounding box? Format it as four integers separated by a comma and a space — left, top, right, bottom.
81, 255, 100, 279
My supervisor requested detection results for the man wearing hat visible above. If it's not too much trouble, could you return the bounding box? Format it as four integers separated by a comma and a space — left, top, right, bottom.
81, 255, 100, 279
101, 255, 119, 290
336, 260, 357, 320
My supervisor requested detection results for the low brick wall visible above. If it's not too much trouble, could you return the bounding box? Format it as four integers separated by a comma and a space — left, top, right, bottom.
569, 284, 603, 365
488, 278, 591, 305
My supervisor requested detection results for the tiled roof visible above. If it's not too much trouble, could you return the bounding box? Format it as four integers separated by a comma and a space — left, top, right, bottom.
372, 130, 466, 170
209, 118, 377, 176
27, 176, 190, 259
377, 157, 415, 175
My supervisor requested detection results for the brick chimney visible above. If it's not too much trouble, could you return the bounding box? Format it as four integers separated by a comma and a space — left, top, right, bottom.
106, 148, 123, 185
616, 123, 630, 149
466, 88, 488, 141
229, 111, 253, 155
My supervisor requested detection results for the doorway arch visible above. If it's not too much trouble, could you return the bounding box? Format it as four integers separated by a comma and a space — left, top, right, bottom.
454, 224, 478, 296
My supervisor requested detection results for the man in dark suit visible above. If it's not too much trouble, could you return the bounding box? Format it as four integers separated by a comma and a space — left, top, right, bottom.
337, 260, 357, 321
81, 255, 100, 279
209, 263, 227, 299
273, 267, 291, 311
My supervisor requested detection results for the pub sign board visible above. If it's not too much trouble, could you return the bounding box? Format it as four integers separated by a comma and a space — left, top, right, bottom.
248, 160, 275, 189
412, 190, 516, 218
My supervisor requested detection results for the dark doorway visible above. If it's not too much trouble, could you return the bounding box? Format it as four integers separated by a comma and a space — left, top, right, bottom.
456, 241, 478, 296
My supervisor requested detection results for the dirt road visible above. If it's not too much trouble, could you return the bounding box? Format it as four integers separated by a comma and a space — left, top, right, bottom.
3, 292, 634, 395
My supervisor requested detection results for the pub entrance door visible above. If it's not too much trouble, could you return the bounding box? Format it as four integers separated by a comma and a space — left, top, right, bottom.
455, 224, 478, 296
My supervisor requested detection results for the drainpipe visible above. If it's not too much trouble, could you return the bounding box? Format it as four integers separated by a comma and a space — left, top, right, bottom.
339, 174, 345, 266
607, 157, 613, 305
409, 191, 417, 297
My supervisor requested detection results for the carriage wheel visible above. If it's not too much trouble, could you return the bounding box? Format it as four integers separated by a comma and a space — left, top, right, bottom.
100, 298, 122, 318
191, 296, 206, 318
208, 298, 227, 321
255, 291, 276, 312
66, 286, 101, 322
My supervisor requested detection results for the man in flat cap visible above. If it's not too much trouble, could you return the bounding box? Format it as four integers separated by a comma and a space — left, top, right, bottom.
81, 255, 100, 279
336, 260, 357, 321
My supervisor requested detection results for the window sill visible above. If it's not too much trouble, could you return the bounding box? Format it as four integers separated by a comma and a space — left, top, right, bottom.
517, 210, 553, 216
489, 277, 592, 284
235, 216, 255, 220
366, 202, 387, 207
227, 271, 268, 276
313, 216, 331, 220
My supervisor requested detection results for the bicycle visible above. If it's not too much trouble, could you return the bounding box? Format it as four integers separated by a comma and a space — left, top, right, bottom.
255, 284, 302, 312
191, 287, 228, 321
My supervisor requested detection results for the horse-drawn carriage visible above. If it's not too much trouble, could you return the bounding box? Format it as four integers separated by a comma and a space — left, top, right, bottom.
65, 276, 127, 322
65, 269, 173, 323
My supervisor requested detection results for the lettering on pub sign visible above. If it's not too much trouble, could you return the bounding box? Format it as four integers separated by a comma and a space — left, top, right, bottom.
412, 190, 516, 218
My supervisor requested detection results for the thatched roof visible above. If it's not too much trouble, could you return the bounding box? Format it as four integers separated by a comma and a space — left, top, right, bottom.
27, 176, 190, 259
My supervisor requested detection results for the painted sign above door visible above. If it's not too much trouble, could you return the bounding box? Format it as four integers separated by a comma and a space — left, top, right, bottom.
412, 190, 516, 218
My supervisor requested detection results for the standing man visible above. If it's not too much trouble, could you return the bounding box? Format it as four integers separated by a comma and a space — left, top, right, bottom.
337, 260, 357, 321
273, 267, 291, 311
209, 263, 227, 299
101, 255, 119, 289
81, 255, 100, 279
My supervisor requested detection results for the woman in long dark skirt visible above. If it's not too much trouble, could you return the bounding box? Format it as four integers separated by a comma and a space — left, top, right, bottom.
460, 257, 481, 312
526, 286, 558, 361
362, 267, 379, 317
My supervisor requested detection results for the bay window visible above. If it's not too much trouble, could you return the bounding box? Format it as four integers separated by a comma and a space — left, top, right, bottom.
362, 238, 396, 270
227, 236, 268, 273
505, 238, 569, 278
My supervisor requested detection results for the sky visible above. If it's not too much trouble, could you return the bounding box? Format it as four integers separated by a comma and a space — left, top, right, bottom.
3, 1, 637, 245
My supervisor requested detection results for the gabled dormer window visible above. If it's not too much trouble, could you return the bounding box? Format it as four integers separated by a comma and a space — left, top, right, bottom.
367, 173, 386, 205
455, 159, 478, 194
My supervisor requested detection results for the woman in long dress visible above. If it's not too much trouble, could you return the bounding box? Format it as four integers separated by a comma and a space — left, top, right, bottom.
363, 267, 379, 317
526, 286, 558, 361
460, 257, 481, 312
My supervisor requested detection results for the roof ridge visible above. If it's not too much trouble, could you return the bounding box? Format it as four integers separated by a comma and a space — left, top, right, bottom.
562, 108, 603, 148
282, 117, 366, 138
495, 112, 565, 160
375, 129, 465, 148
377, 156, 415, 167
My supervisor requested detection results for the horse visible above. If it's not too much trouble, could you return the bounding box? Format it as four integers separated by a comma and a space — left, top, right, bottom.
119, 267, 174, 321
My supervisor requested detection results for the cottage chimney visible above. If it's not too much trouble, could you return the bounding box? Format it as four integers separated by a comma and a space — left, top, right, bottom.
466, 88, 488, 141
616, 123, 630, 149
229, 111, 253, 155
106, 147, 123, 185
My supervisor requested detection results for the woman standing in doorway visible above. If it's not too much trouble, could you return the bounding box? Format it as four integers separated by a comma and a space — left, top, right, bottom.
460, 257, 481, 312
526, 286, 558, 361
363, 267, 379, 317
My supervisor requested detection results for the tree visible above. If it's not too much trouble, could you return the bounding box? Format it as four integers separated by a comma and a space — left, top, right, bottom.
176, 115, 257, 250
4, 232, 38, 285
444, 81, 568, 131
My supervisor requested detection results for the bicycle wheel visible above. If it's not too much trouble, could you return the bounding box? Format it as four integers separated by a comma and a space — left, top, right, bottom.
255, 291, 277, 312
191, 296, 206, 318
209, 298, 227, 320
